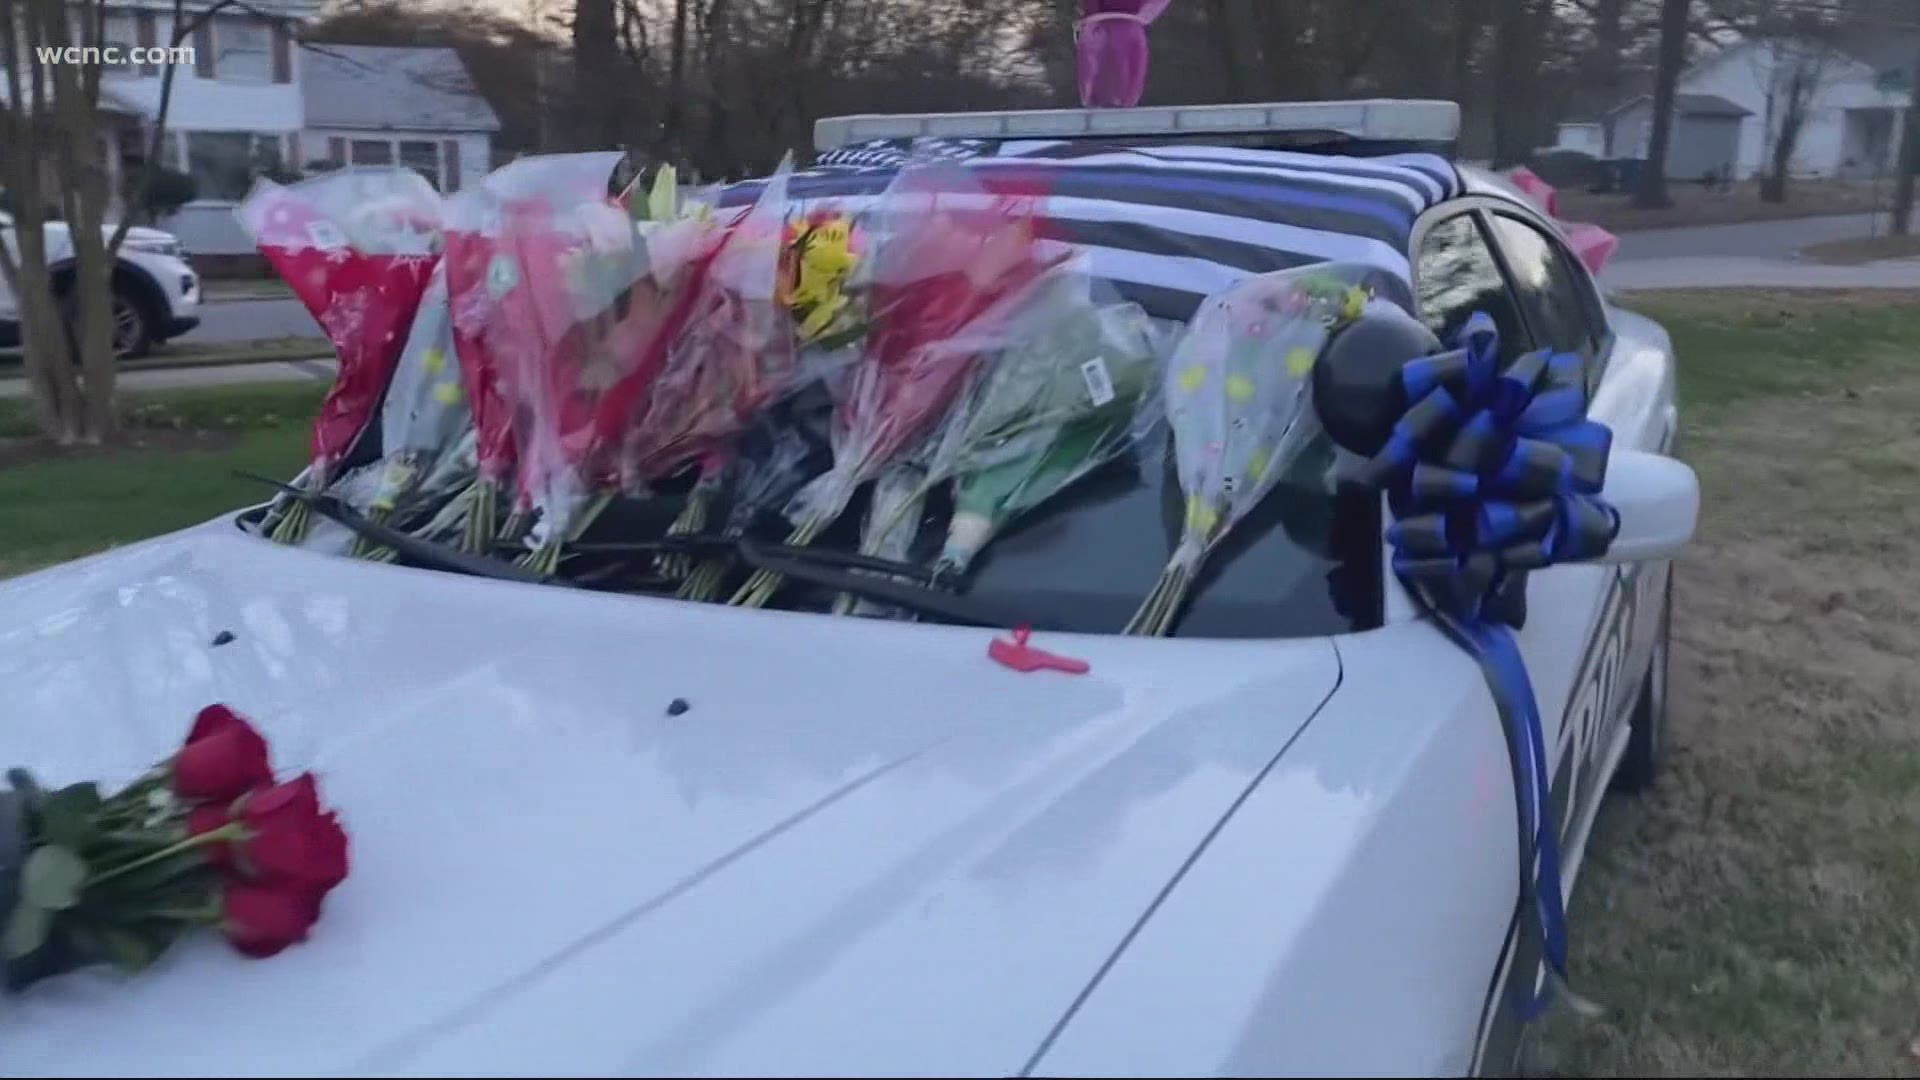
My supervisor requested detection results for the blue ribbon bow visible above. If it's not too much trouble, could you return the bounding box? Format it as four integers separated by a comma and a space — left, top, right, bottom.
1358, 311, 1620, 1020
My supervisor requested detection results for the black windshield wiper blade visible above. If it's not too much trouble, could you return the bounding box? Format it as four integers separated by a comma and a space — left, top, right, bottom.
736, 540, 1055, 630
235, 473, 554, 587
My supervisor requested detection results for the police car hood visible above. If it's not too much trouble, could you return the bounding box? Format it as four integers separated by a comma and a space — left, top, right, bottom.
0, 517, 1341, 1077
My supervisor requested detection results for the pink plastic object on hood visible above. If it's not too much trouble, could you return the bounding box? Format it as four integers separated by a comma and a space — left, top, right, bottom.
1507, 165, 1620, 275
1077, 0, 1171, 108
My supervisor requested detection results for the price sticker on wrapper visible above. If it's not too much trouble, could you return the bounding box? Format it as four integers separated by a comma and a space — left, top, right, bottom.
1080, 357, 1117, 407
306, 220, 348, 251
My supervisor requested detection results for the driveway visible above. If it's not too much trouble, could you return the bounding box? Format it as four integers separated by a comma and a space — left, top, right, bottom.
1601, 212, 1920, 291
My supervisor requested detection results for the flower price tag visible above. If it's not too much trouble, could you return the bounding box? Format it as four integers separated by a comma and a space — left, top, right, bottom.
1080, 356, 1116, 407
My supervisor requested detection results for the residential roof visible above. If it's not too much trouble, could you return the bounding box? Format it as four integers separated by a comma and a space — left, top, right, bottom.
301, 45, 501, 133
1605, 92, 1752, 119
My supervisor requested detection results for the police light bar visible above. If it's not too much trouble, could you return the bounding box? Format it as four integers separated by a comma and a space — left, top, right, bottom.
814, 99, 1460, 153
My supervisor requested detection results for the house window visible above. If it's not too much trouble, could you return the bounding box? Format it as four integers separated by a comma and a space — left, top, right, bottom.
183, 132, 286, 201
400, 140, 440, 190
214, 17, 274, 84
350, 140, 394, 166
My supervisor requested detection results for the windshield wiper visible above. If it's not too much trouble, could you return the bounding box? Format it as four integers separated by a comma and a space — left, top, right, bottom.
733, 539, 1055, 630
235, 473, 555, 587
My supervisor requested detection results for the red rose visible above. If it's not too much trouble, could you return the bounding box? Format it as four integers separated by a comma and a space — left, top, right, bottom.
222, 881, 319, 958
191, 774, 351, 895
172, 705, 272, 802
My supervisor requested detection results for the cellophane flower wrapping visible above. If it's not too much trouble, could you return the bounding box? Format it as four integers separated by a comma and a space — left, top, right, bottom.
353, 261, 472, 557
443, 152, 625, 554
623, 166, 798, 492
458, 153, 724, 574
1125, 262, 1384, 636
237, 168, 442, 544
731, 163, 1067, 607
927, 258, 1167, 576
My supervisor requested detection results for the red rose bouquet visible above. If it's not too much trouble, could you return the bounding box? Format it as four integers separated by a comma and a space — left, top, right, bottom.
1, 705, 350, 992
623, 167, 828, 579
237, 169, 443, 546
442, 193, 521, 554
473, 154, 727, 576
731, 163, 1067, 608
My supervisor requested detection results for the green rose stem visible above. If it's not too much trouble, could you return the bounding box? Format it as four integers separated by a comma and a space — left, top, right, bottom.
728, 515, 826, 608
655, 468, 722, 582
82, 823, 243, 890
461, 478, 500, 555
267, 471, 324, 545
516, 490, 615, 579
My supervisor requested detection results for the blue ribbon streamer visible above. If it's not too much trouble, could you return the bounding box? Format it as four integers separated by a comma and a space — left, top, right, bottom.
1357, 311, 1620, 1020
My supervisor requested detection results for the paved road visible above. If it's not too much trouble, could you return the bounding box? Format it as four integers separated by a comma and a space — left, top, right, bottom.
0, 357, 338, 399
1603, 254, 1920, 291
191, 298, 322, 343
1603, 212, 1920, 291
1610, 212, 1892, 261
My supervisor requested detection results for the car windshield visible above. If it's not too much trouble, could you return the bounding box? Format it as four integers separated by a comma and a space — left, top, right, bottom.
238, 142, 1460, 640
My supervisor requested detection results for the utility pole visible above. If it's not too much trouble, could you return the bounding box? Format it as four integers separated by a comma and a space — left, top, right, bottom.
1893, 44, 1920, 236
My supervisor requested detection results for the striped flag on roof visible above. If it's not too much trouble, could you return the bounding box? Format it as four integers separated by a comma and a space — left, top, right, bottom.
727, 137, 1461, 324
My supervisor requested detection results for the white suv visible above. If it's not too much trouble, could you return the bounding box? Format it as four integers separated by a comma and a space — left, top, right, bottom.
0, 212, 202, 359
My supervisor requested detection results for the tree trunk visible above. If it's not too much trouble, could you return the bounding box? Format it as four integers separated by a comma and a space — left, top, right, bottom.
1, 0, 86, 442
1451, 0, 1480, 114
1489, 0, 1535, 168
1893, 44, 1920, 236
1635, 0, 1691, 209
571, 0, 620, 150
45, 0, 118, 440
1760, 61, 1812, 204
662, 0, 690, 160
1206, 0, 1247, 101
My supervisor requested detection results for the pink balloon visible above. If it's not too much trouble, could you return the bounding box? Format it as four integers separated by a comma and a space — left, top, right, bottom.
1077, 0, 1171, 109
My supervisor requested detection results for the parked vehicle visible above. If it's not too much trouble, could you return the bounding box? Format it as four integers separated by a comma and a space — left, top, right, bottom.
0, 212, 201, 359
0, 100, 1697, 1077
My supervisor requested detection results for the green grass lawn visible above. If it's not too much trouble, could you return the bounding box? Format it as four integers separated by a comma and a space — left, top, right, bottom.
1539, 290, 1920, 1077
0, 384, 321, 578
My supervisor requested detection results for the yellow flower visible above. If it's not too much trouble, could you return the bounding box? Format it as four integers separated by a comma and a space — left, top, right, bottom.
1186, 495, 1220, 536
1245, 445, 1271, 484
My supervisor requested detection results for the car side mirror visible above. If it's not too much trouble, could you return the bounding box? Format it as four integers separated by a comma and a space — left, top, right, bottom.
1595, 448, 1699, 564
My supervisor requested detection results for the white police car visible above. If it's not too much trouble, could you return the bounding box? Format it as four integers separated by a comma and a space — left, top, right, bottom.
0, 101, 1697, 1077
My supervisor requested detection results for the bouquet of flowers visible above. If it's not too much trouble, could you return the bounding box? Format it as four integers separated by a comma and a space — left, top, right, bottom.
1, 705, 349, 992
237, 168, 443, 546
826, 256, 1163, 617
442, 177, 529, 554
918, 259, 1167, 577
621, 166, 803, 575
351, 261, 472, 559
730, 163, 1068, 608
675, 378, 842, 602
479, 154, 728, 576
1124, 263, 1382, 636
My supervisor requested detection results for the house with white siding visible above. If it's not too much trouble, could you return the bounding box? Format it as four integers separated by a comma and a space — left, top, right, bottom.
1555, 32, 1916, 182
85, 2, 498, 257
89, 0, 318, 255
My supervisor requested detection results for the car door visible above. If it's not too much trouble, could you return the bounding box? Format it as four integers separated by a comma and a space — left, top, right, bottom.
1408, 203, 1631, 871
